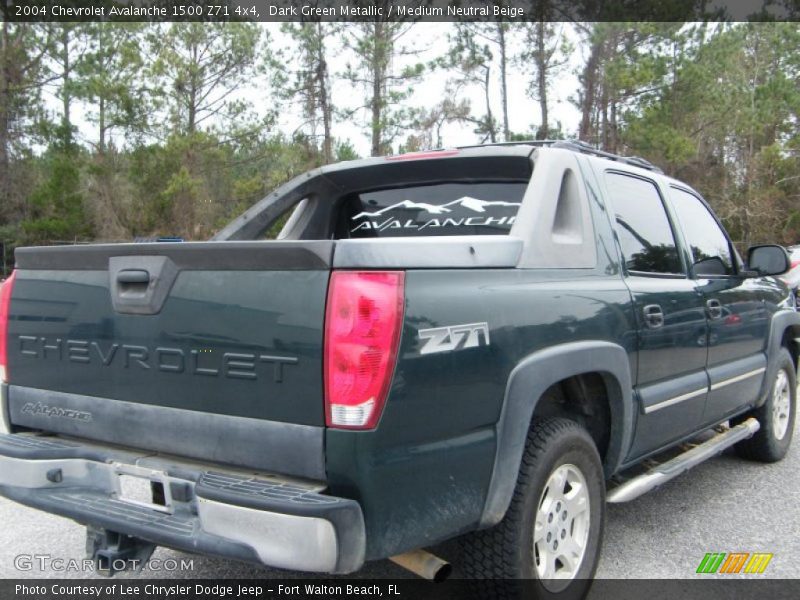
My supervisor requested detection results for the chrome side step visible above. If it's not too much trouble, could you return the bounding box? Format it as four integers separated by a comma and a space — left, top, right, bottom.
607, 418, 760, 503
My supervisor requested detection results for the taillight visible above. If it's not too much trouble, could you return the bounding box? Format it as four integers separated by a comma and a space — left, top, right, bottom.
0, 270, 17, 383
792, 260, 800, 270
324, 271, 404, 429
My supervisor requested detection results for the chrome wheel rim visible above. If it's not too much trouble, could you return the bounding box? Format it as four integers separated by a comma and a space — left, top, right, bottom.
772, 369, 791, 441
533, 463, 590, 590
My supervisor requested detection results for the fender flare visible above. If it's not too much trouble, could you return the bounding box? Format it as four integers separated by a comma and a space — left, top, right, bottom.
756, 309, 800, 406
479, 341, 633, 528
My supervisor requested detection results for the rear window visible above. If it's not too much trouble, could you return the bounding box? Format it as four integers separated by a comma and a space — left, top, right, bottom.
335, 182, 527, 238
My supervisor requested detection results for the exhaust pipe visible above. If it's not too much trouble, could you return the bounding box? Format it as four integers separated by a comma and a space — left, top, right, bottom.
390, 549, 452, 582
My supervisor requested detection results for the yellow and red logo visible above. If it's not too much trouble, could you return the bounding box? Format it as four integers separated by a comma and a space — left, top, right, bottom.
696, 552, 773, 574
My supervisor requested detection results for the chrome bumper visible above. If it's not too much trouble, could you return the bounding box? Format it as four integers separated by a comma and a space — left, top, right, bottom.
0, 432, 365, 573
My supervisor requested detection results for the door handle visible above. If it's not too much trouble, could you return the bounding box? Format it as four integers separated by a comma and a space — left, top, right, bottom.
117, 269, 150, 284
706, 299, 723, 320
643, 304, 664, 329
116, 270, 151, 296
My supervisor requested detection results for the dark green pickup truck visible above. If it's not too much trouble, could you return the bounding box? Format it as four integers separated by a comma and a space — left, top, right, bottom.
0, 141, 797, 596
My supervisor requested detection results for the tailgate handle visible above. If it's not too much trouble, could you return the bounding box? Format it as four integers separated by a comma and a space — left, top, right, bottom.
109, 256, 177, 315
117, 269, 150, 285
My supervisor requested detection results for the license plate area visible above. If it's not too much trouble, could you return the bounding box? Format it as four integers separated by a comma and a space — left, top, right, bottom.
113, 464, 173, 513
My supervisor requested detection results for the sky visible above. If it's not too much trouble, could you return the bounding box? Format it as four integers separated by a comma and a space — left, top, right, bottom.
289, 22, 584, 154
58, 22, 584, 157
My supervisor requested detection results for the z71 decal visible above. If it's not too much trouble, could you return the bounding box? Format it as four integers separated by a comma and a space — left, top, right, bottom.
418, 322, 490, 355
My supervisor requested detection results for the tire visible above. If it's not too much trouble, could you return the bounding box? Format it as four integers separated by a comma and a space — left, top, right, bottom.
460, 417, 605, 600
733, 347, 796, 462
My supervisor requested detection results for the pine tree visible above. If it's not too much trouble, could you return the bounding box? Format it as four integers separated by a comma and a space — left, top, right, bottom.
341, 14, 424, 156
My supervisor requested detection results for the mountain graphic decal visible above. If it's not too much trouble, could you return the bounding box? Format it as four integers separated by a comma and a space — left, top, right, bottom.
353, 196, 521, 219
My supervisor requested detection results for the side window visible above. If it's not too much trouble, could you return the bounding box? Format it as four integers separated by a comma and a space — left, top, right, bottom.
669, 188, 734, 276
605, 172, 682, 275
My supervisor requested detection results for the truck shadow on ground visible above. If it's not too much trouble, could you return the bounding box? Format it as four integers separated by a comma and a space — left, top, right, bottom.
139, 410, 800, 580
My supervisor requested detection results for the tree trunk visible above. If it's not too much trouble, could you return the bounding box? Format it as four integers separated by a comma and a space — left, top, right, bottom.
61, 27, 72, 138
483, 67, 496, 143
187, 39, 198, 134
535, 20, 549, 140
497, 23, 510, 141
0, 20, 10, 210
579, 39, 602, 143
601, 84, 609, 151
187, 87, 196, 134
370, 22, 384, 156
315, 23, 332, 164
98, 95, 106, 153
97, 26, 107, 153
609, 94, 618, 154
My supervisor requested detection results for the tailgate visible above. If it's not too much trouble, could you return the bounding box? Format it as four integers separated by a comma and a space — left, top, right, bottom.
3, 241, 333, 479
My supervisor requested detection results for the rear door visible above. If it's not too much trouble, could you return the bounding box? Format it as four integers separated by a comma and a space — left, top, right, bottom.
602, 171, 710, 458
666, 186, 770, 423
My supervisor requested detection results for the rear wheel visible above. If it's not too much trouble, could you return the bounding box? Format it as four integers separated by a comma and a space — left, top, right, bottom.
461, 417, 604, 599
733, 348, 796, 462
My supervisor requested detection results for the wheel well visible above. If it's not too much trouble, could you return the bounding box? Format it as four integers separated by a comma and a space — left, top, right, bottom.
532, 373, 612, 463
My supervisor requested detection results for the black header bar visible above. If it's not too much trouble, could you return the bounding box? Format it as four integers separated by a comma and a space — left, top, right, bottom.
2, 0, 799, 23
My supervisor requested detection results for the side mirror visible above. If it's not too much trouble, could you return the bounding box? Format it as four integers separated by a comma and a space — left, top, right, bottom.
747, 245, 790, 276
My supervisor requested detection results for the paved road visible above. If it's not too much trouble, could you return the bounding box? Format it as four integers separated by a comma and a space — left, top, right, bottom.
1, 410, 798, 580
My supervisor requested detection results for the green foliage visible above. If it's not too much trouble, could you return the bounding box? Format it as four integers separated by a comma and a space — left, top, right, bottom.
507, 124, 566, 141
104, 130, 325, 240
74, 22, 149, 149
21, 129, 93, 244
335, 140, 360, 162
147, 22, 265, 135
2, 20, 800, 263
617, 22, 800, 244
0, 22, 51, 231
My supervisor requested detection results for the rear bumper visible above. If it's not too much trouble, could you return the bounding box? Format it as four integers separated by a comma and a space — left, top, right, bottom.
0, 432, 365, 574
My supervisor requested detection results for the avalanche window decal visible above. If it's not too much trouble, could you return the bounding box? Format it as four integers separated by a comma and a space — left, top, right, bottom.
344, 182, 527, 238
